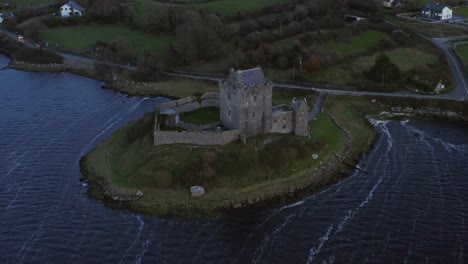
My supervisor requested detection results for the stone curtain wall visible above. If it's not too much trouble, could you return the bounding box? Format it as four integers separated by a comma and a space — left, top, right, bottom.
201, 92, 220, 108
154, 129, 240, 146
156, 93, 220, 114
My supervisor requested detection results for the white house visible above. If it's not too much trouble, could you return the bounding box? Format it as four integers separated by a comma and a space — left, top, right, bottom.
60, 1, 86, 17
421, 3, 452, 20
382, 0, 394, 8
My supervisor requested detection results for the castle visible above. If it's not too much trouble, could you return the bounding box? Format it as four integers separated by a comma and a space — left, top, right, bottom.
154, 68, 309, 146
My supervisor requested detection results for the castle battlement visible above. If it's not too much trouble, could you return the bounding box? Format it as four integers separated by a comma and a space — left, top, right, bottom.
154, 68, 309, 146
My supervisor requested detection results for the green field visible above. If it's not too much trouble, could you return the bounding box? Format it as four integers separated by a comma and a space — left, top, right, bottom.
353, 48, 438, 71
6, 0, 53, 12
41, 24, 174, 62
455, 44, 468, 64
186, 0, 289, 16
310, 47, 440, 87
386, 16, 468, 37
324, 31, 385, 57
182, 107, 220, 125
454, 7, 468, 17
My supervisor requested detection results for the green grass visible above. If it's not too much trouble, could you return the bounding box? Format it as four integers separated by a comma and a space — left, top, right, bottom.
182, 107, 220, 125
41, 24, 174, 63
454, 7, 468, 17
324, 31, 385, 57
310, 114, 345, 150
309, 46, 441, 88
386, 16, 468, 38
184, 0, 289, 16
455, 44, 468, 64
353, 48, 439, 72
6, 0, 54, 13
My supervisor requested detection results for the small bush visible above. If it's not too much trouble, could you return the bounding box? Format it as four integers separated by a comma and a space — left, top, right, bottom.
14, 47, 62, 64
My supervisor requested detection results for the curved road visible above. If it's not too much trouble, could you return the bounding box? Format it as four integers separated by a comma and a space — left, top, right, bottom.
1, 27, 467, 102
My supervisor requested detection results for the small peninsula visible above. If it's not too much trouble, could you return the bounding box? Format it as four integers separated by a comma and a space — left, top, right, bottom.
81, 68, 379, 218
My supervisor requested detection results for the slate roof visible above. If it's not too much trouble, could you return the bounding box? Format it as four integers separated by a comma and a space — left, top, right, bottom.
391, 0, 401, 7
64, 1, 86, 12
234, 68, 266, 87
422, 3, 451, 12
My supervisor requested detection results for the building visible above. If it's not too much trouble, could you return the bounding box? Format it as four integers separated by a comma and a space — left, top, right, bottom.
382, 0, 394, 8
154, 68, 309, 146
0, 14, 3, 24
220, 68, 309, 139
421, 3, 452, 20
60, 1, 86, 17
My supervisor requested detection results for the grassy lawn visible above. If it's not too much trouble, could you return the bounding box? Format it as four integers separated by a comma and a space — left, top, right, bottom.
455, 44, 468, 64
6, 0, 54, 13
308, 46, 440, 88
325, 96, 377, 158
83, 94, 377, 217
308, 66, 353, 87
185, 0, 289, 16
310, 114, 345, 151
454, 7, 468, 17
182, 107, 220, 125
324, 31, 385, 57
353, 48, 439, 71
41, 24, 175, 63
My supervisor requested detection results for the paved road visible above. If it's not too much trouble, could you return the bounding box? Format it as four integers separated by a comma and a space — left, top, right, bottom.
162, 71, 466, 101
0, 27, 135, 70
419, 34, 468, 97
1, 27, 467, 102
308, 92, 327, 121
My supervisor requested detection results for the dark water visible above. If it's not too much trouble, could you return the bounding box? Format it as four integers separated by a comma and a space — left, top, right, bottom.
1, 55, 467, 264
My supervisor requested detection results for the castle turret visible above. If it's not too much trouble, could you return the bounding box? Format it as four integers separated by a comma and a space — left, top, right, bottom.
220, 68, 272, 138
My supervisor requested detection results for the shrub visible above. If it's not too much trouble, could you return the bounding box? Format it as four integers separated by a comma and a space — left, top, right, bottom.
125, 112, 155, 144
14, 47, 62, 64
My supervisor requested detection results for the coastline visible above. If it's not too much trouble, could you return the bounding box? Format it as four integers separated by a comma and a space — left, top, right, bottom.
3, 55, 468, 218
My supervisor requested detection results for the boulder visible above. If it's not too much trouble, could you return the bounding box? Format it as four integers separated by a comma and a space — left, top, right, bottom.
190, 186, 205, 197
312, 154, 319, 160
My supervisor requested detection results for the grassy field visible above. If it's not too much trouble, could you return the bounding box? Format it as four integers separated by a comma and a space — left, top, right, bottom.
182, 107, 220, 125
386, 16, 468, 37
454, 7, 468, 17
455, 44, 468, 64
324, 31, 385, 57
309, 47, 439, 87
353, 47, 438, 71
82, 93, 378, 217
6, 0, 54, 12
184, 0, 289, 16
41, 24, 175, 62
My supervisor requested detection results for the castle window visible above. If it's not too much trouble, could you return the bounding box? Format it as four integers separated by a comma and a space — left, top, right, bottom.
228, 110, 231, 116
283, 125, 286, 129
228, 94, 230, 100
252, 112, 255, 118
274, 119, 277, 123
254, 96, 257, 101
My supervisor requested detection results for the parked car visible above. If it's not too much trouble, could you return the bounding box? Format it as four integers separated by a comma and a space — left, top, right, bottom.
18, 35, 24, 43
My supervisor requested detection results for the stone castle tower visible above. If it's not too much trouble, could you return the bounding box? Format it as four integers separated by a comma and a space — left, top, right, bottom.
220, 68, 273, 138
